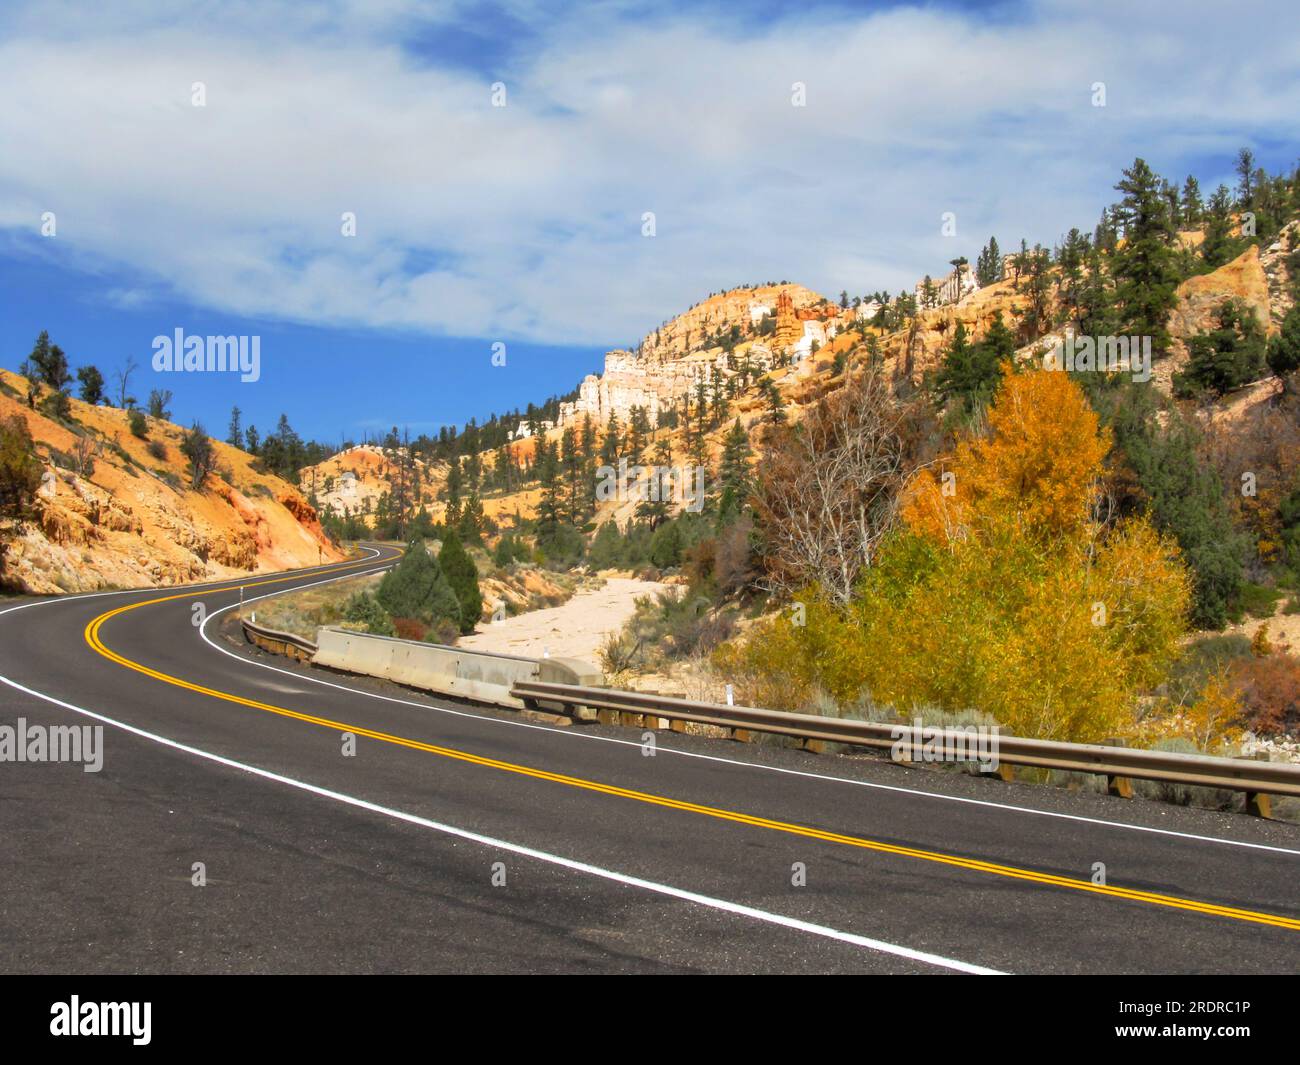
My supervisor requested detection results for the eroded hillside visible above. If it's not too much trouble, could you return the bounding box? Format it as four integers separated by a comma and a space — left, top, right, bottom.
0, 368, 343, 594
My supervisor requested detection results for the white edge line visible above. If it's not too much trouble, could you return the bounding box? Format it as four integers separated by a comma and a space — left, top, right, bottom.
0, 669, 1001, 975
199, 565, 1300, 860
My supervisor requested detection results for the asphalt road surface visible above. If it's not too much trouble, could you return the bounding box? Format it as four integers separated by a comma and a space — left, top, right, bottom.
2, 545, 1298, 974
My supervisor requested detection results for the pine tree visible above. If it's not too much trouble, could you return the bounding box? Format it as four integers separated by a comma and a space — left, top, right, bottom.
1056, 228, 1089, 327
342, 591, 396, 636
921, 275, 936, 308
1173, 298, 1267, 397
588, 520, 624, 568
1202, 184, 1241, 268
976, 236, 1002, 286
1235, 147, 1256, 208
1110, 401, 1244, 629
226, 406, 243, 449
761, 379, 786, 425
76, 365, 105, 405
716, 419, 753, 524
377, 540, 462, 629
601, 412, 620, 466
709, 369, 729, 424
1019, 244, 1053, 339
561, 425, 581, 523
439, 529, 483, 635
458, 492, 486, 544
443, 459, 463, 527
535, 438, 564, 546
1267, 305, 1300, 390
1078, 245, 1118, 338
1181, 175, 1203, 225
1111, 158, 1180, 356
935, 316, 1011, 413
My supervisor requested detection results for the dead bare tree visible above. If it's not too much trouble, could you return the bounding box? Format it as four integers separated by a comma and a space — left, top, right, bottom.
754, 367, 931, 605
114, 356, 142, 410
71, 433, 99, 478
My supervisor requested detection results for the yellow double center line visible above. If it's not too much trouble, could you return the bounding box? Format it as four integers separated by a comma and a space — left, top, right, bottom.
84, 560, 1300, 933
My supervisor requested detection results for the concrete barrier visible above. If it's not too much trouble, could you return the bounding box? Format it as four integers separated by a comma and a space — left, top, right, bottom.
311, 626, 603, 711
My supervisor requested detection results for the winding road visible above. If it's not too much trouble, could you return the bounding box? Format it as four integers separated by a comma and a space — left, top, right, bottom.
2, 545, 1298, 974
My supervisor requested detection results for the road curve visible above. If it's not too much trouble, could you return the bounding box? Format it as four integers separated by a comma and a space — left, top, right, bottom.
2, 545, 1299, 974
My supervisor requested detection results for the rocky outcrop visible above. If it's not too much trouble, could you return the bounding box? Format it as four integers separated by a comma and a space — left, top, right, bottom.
300, 443, 440, 522
640, 283, 828, 362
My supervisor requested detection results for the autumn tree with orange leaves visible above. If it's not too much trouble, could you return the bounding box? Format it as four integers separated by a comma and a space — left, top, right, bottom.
719, 366, 1192, 742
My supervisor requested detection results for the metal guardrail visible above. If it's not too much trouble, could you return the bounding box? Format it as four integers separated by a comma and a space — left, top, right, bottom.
240, 618, 318, 658
511, 681, 1300, 814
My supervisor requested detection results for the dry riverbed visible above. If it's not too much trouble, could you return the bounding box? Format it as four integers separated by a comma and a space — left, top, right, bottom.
459, 576, 671, 663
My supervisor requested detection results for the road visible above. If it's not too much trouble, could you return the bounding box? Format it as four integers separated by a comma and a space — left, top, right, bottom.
1, 545, 1298, 974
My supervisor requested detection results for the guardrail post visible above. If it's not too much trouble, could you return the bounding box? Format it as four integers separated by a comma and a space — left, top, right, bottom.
1244, 752, 1272, 817
1102, 737, 1133, 798
730, 728, 753, 743
974, 761, 1015, 782
1244, 791, 1272, 818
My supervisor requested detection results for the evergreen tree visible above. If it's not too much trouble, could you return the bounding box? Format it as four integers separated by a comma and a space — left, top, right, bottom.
935, 315, 1012, 413
1181, 175, 1203, 225
376, 540, 462, 628
649, 520, 684, 568
443, 459, 463, 527
761, 378, 786, 425
26, 332, 50, 390
29, 332, 71, 391
1173, 298, 1267, 397
1111, 158, 1180, 357
342, 591, 396, 636
226, 406, 243, 449
1019, 244, 1053, 338
75, 365, 105, 405
458, 492, 486, 544
716, 418, 752, 524
1267, 305, 1300, 390
1201, 184, 1241, 268
920, 275, 937, 308
976, 236, 1002, 286
1235, 147, 1256, 208
588, 520, 624, 569
601, 412, 620, 466
1055, 229, 1089, 327
1108, 393, 1245, 629
535, 437, 565, 547
439, 529, 483, 635
1162, 179, 1181, 228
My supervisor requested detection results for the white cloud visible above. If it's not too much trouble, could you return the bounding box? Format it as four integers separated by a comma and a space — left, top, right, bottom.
1, 0, 1297, 346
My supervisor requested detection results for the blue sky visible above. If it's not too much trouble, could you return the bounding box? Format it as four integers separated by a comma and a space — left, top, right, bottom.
1, 0, 1298, 442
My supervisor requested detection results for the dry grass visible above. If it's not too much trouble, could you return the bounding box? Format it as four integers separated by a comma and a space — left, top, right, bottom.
242, 571, 384, 639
